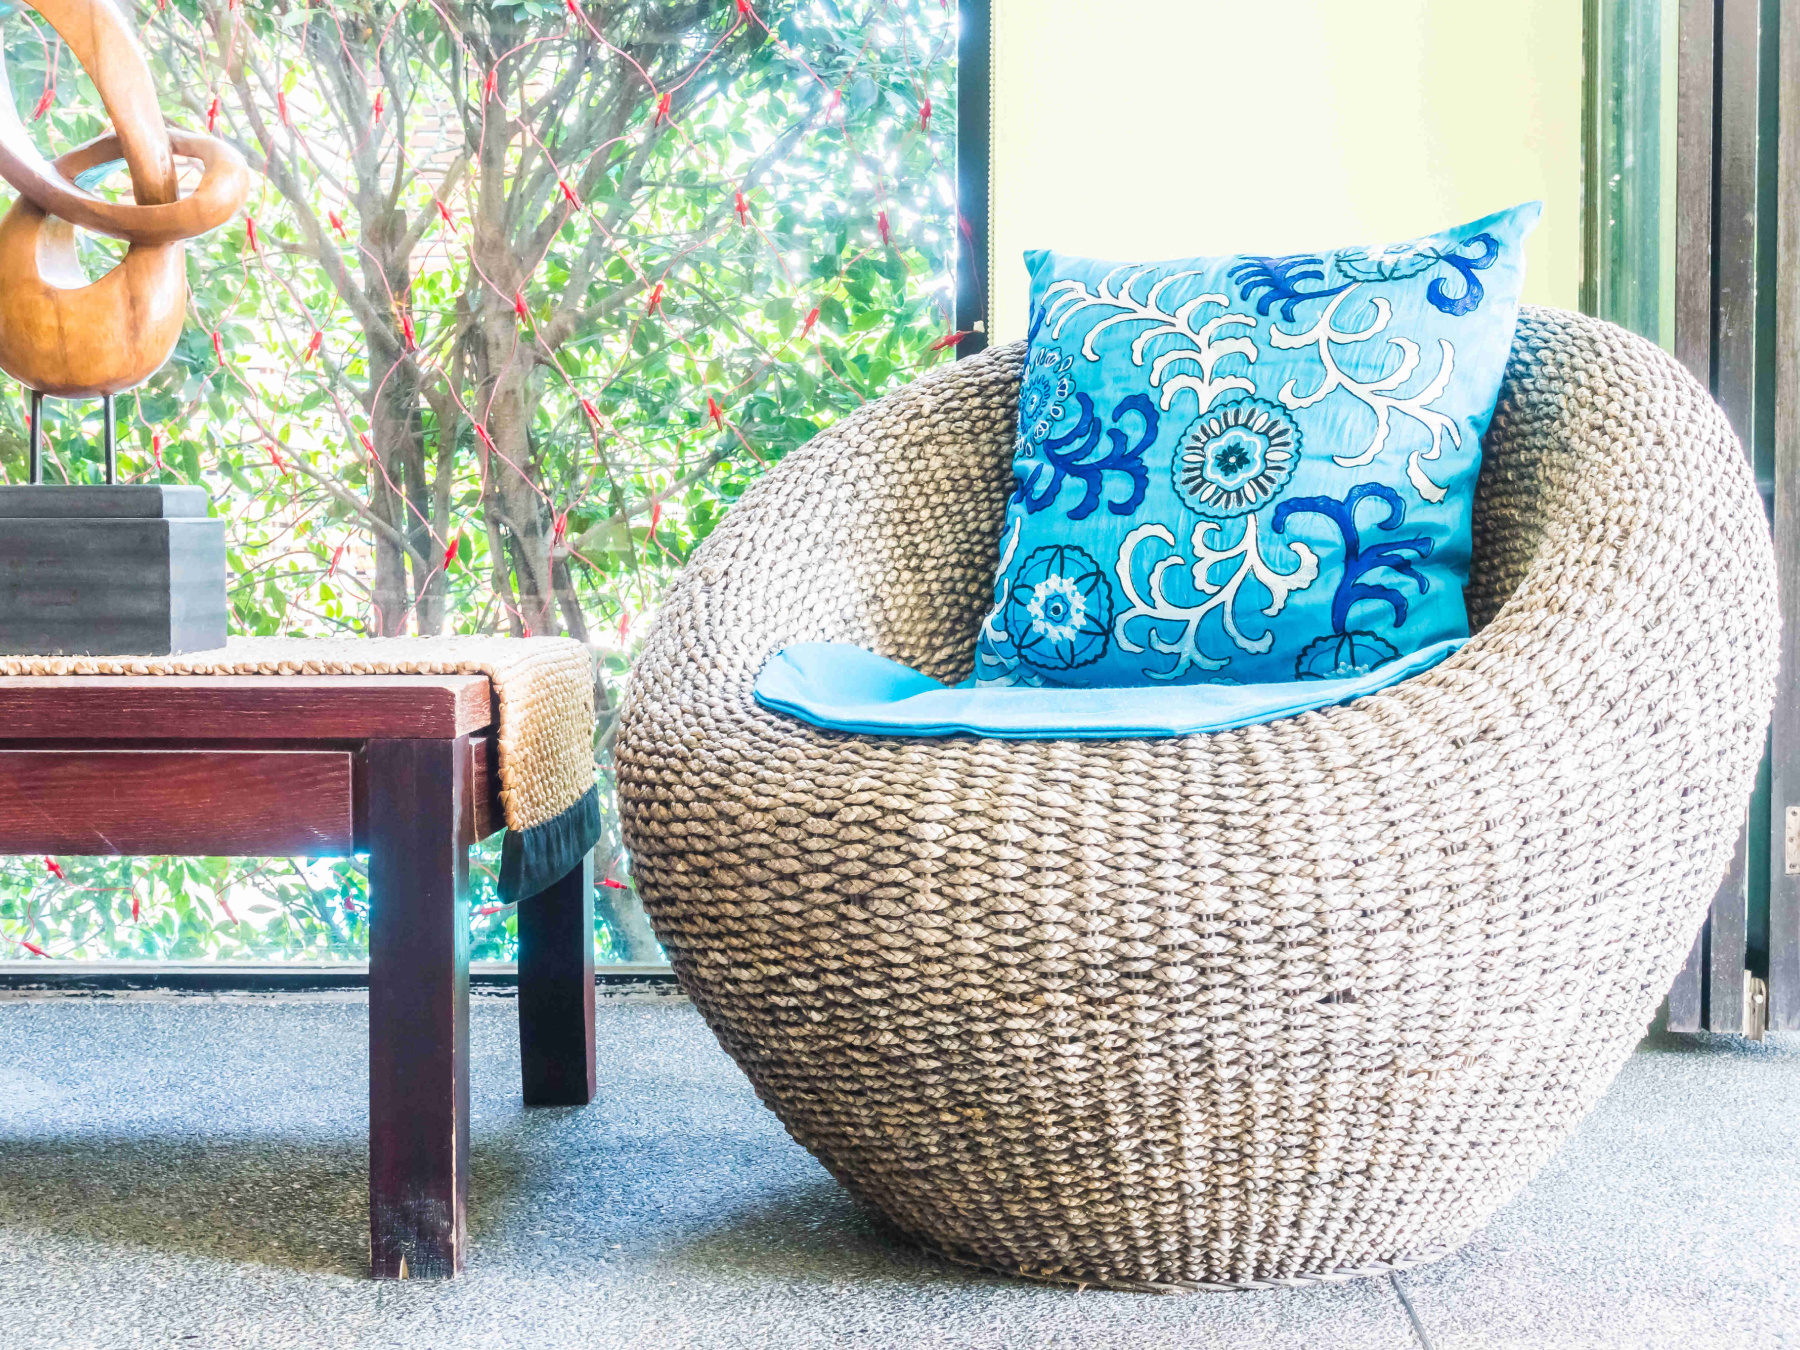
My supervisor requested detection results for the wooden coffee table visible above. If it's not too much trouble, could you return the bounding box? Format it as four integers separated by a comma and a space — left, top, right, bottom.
0, 673, 597, 1279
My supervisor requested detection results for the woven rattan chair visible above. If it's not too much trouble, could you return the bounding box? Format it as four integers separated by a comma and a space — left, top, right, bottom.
616, 308, 1777, 1291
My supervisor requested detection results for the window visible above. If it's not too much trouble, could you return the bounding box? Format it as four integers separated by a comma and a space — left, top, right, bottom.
1, 0, 964, 964
1586, 0, 1678, 348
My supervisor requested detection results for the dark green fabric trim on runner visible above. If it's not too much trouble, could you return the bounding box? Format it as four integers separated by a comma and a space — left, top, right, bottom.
499, 783, 602, 902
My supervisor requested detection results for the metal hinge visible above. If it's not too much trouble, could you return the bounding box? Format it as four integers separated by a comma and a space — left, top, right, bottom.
1745, 973, 1769, 1043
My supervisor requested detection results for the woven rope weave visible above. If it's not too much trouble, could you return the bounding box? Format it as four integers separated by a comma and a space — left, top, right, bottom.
615, 308, 1778, 1290
0, 637, 597, 834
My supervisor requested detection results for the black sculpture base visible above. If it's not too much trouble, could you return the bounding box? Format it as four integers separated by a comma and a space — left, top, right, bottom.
0, 485, 227, 656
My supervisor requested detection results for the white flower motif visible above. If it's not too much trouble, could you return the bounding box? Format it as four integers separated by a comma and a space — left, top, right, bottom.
1024, 573, 1089, 646
1015, 348, 1076, 457
1003, 544, 1115, 673
1171, 397, 1302, 519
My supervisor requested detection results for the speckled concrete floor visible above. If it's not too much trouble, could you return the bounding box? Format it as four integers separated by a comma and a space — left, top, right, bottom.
0, 994, 1794, 1350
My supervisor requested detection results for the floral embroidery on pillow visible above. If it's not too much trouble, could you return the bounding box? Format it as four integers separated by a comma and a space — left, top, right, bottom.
1005, 544, 1115, 675
1171, 397, 1301, 519
975, 202, 1539, 689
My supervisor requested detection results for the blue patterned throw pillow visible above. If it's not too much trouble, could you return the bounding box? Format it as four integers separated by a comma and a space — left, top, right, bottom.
975, 202, 1541, 688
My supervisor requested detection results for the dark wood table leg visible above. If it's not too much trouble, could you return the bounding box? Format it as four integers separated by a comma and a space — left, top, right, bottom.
518, 851, 596, 1106
367, 736, 472, 1279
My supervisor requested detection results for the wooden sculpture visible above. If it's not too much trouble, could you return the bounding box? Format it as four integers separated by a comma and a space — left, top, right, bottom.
0, 0, 248, 400
0, 0, 240, 653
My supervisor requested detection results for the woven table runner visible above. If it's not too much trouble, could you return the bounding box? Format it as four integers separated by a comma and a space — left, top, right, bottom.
0, 637, 601, 901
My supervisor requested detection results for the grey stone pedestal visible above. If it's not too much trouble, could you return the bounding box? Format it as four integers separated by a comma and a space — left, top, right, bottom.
0, 485, 227, 656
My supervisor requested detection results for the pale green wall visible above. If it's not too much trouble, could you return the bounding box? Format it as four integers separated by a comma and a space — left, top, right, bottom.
989, 0, 1584, 342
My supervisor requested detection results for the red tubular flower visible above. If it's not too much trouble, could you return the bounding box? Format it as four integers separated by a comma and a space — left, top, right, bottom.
211, 331, 225, 368
19, 940, 47, 958
579, 397, 602, 427
304, 329, 323, 362
878, 210, 891, 245
206, 95, 220, 133
475, 423, 497, 454
437, 199, 453, 226
268, 445, 289, 475
736, 0, 750, 14
801, 305, 820, 338
244, 215, 258, 253
600, 877, 627, 890
131, 892, 140, 922
328, 542, 345, 578
328, 210, 346, 238
920, 97, 932, 131
559, 179, 580, 208
43, 857, 64, 881
400, 311, 415, 349
476, 904, 503, 917
443, 537, 460, 569
552, 510, 568, 544
616, 610, 631, 641
927, 329, 971, 352
358, 431, 375, 457
277, 90, 291, 128
151, 431, 164, 469
653, 91, 671, 125
645, 282, 664, 315
734, 190, 749, 225
514, 291, 529, 323
484, 69, 497, 101
372, 90, 384, 121
30, 85, 52, 121
706, 396, 724, 427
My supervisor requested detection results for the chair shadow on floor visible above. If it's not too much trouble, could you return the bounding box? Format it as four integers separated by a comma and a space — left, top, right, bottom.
0, 1133, 532, 1277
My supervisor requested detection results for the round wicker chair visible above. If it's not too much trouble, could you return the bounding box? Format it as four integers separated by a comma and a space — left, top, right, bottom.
615, 308, 1777, 1291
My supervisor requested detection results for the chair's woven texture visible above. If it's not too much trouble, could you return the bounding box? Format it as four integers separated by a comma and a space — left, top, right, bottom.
615, 309, 1778, 1291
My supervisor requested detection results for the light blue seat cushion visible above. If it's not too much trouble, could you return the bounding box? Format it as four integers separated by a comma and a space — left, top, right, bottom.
754, 639, 1461, 740
977, 202, 1540, 688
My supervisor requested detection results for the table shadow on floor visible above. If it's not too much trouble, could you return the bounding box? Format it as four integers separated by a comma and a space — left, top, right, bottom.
0, 1133, 531, 1277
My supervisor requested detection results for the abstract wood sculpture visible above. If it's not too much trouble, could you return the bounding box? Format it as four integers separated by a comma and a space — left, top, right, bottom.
0, 0, 247, 398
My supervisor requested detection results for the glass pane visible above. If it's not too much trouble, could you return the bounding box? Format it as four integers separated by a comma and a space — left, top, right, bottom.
1594, 0, 1678, 348
1, 1, 960, 965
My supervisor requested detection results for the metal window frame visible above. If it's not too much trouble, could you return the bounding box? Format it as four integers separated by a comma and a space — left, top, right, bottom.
955, 0, 991, 355
1769, 0, 1799, 1029
0, 960, 678, 995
